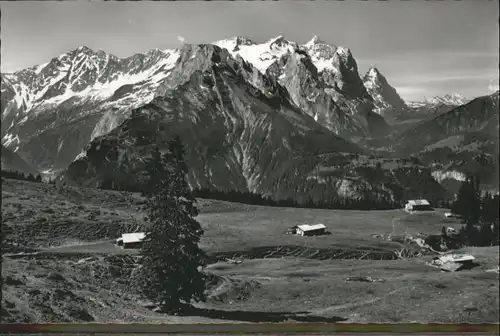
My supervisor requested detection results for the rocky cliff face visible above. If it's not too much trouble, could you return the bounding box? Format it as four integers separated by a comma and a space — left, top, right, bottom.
363, 66, 407, 116
265, 49, 365, 138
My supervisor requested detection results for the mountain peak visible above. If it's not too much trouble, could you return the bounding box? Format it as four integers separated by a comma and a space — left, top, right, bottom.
364, 66, 384, 82
269, 35, 285, 42
268, 35, 291, 48
363, 66, 407, 114
335, 46, 351, 58
305, 35, 327, 47
368, 66, 380, 75
71, 46, 94, 54
211, 36, 256, 53
147, 47, 176, 57
214, 36, 255, 46
213, 35, 296, 74
235, 36, 256, 46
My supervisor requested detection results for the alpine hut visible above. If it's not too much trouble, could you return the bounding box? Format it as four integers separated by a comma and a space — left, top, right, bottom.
116, 232, 146, 249
405, 199, 433, 212
296, 224, 327, 236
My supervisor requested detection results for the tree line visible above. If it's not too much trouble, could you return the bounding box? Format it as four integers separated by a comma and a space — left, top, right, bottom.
192, 187, 401, 210
98, 174, 403, 210
445, 175, 499, 247
1, 169, 43, 183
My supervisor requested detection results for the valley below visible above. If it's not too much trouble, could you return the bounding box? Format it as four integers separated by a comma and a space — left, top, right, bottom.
2, 178, 498, 323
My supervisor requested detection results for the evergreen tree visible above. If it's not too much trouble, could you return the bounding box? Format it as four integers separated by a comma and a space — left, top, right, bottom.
478, 222, 493, 246
463, 223, 479, 246
138, 137, 206, 313
451, 176, 481, 225
492, 221, 500, 246
481, 192, 499, 224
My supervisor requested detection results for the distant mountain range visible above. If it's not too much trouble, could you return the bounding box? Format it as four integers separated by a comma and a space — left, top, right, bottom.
397, 92, 497, 154
1, 35, 497, 202
407, 93, 470, 108
400, 91, 499, 193
400, 93, 472, 121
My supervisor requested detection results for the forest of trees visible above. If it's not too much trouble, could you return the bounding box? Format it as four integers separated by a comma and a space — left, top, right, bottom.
1, 169, 42, 183
446, 175, 500, 247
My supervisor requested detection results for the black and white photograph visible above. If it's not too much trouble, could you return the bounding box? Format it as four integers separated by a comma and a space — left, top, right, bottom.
1, 0, 499, 327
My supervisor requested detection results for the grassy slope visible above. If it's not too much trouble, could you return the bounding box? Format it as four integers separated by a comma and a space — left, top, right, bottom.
198, 207, 459, 253
205, 251, 499, 323
2, 179, 498, 323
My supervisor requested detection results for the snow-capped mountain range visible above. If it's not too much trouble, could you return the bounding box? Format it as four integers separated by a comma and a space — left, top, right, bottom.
427, 93, 469, 106
407, 93, 470, 108
215, 35, 387, 120
2, 46, 180, 113
60, 43, 449, 205
1, 34, 497, 200
1, 35, 405, 173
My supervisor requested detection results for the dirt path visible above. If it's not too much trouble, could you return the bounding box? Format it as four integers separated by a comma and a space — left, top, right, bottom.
40, 241, 137, 254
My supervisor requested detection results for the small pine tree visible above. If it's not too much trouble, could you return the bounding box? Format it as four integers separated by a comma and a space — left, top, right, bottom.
138, 136, 206, 313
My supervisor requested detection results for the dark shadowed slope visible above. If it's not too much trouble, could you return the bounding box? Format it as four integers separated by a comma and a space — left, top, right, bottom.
1, 145, 39, 175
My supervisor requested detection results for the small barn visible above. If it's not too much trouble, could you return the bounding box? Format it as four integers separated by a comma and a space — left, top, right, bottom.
296, 224, 327, 236
405, 199, 433, 212
431, 254, 477, 272
445, 227, 457, 234
118, 232, 146, 249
